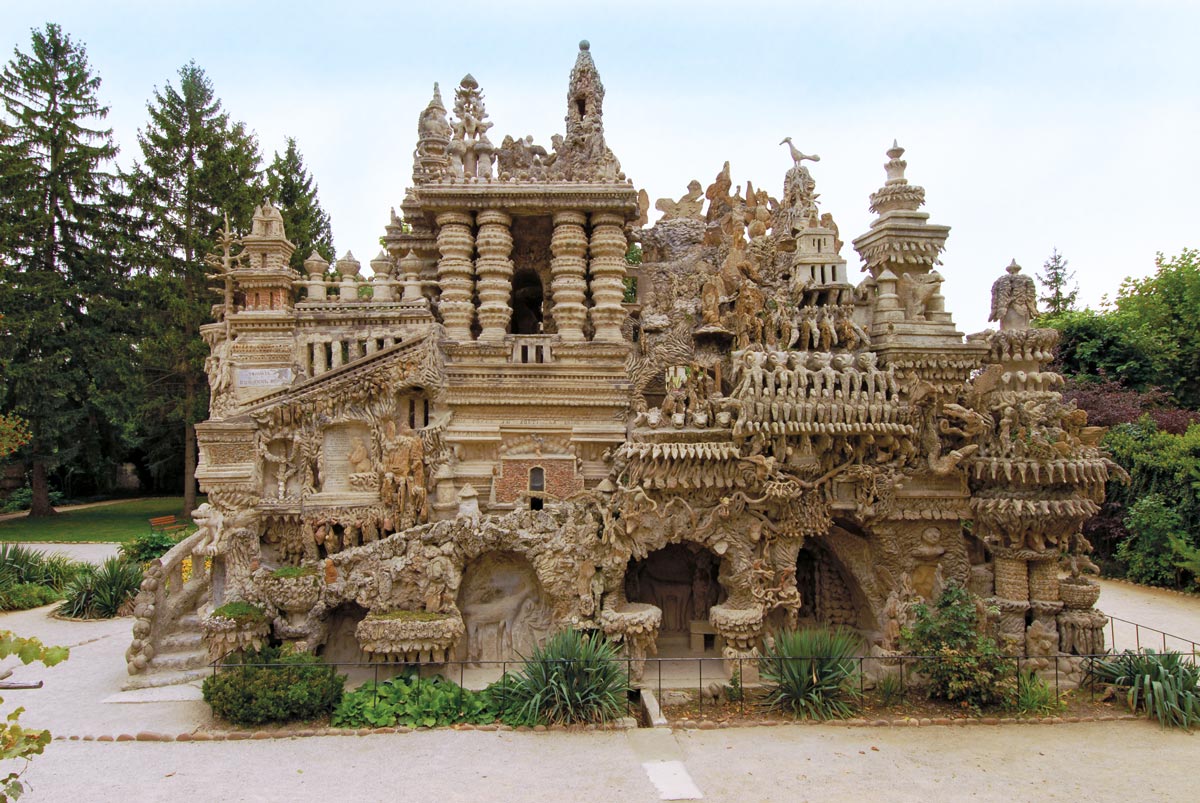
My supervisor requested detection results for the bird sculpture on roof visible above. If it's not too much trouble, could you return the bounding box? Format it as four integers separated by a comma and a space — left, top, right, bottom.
780, 137, 820, 168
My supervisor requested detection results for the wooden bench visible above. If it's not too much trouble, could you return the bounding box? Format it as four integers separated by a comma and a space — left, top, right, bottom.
148, 515, 189, 535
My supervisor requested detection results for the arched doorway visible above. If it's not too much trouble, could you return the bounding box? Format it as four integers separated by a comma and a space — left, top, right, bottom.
625, 543, 723, 654
456, 551, 554, 664
511, 269, 544, 334
794, 542, 868, 630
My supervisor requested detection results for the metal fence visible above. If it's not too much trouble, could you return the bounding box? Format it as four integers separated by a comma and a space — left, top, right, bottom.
210, 642, 1200, 724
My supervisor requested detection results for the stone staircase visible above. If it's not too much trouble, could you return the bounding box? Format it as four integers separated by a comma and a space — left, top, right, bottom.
123, 531, 216, 690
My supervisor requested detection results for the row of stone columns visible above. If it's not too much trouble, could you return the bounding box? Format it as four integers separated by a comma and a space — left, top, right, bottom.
435, 209, 627, 342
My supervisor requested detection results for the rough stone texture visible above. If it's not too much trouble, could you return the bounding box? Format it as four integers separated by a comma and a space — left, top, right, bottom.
127, 42, 1121, 692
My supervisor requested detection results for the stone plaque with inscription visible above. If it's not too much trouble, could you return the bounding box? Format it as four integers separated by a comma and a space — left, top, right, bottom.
237, 367, 294, 388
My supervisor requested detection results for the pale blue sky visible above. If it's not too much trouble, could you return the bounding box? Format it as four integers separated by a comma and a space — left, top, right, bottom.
6, 0, 1199, 331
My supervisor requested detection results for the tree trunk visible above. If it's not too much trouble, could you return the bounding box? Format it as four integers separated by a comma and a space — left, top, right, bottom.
184, 419, 197, 516
183, 374, 198, 516
28, 459, 58, 517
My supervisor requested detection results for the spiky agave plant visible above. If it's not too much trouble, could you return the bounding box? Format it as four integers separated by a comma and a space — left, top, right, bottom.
759, 627, 862, 719
1088, 649, 1200, 730
493, 629, 629, 726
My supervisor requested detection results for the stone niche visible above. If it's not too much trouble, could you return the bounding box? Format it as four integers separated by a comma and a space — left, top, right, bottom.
625, 544, 722, 635
455, 551, 555, 664
320, 422, 373, 495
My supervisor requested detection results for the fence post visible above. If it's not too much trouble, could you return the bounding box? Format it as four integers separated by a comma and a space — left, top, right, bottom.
1053, 654, 1059, 704
697, 658, 703, 714
739, 657, 744, 717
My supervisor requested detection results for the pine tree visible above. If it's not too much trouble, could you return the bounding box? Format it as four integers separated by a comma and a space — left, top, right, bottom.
0, 24, 131, 515
125, 62, 262, 513
1037, 248, 1078, 315
266, 138, 334, 269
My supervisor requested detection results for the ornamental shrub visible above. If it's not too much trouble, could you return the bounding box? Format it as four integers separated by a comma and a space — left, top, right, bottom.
759, 627, 861, 719
119, 530, 182, 564
57, 557, 142, 619
1087, 649, 1200, 730
902, 584, 1017, 710
202, 646, 345, 727
490, 629, 629, 726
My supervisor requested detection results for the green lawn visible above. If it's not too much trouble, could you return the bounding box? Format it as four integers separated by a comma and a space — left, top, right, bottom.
0, 497, 198, 543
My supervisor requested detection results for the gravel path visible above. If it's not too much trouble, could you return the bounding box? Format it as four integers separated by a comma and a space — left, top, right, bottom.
17, 719, 1196, 803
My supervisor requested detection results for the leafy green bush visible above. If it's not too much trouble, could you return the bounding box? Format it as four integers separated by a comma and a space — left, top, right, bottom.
1012, 671, 1063, 716
119, 530, 181, 564
902, 584, 1017, 710
202, 646, 345, 727
491, 629, 629, 726
0, 486, 63, 514
57, 557, 143, 619
759, 628, 861, 719
1087, 649, 1200, 730
0, 583, 60, 611
333, 672, 497, 729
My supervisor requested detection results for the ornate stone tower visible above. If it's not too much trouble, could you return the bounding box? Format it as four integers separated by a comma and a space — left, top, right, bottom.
236, 201, 297, 312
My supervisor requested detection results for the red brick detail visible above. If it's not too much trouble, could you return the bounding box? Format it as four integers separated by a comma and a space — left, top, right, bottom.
494, 457, 582, 505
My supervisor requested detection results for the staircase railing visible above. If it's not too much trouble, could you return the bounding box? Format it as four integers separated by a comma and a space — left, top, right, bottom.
125, 528, 215, 675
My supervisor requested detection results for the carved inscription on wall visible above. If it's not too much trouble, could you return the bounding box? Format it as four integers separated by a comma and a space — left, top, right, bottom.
237, 367, 294, 388
321, 424, 370, 493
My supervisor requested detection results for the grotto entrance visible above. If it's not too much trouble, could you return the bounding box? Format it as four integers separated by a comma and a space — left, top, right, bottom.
454, 551, 555, 665
624, 543, 724, 656
794, 538, 870, 631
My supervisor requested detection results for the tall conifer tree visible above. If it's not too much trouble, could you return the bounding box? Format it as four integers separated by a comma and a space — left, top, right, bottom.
266, 138, 334, 269
0, 24, 129, 515
1037, 248, 1078, 315
126, 62, 261, 513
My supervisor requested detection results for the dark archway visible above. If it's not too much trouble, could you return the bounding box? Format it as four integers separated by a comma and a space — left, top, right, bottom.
625, 543, 724, 654
795, 542, 869, 630
511, 269, 544, 334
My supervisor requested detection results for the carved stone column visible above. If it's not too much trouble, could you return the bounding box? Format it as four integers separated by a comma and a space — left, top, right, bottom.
435, 211, 476, 340
474, 210, 514, 341
587, 212, 628, 342
550, 211, 588, 342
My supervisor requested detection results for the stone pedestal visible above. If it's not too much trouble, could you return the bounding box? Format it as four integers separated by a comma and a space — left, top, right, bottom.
550, 211, 588, 341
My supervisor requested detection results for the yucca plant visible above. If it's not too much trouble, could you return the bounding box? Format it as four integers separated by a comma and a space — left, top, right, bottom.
491, 629, 629, 726
58, 557, 143, 619
759, 627, 862, 719
1087, 649, 1200, 730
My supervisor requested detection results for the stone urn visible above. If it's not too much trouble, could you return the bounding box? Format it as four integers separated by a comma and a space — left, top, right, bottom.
600, 602, 662, 683
202, 602, 270, 662
355, 610, 465, 663
1059, 577, 1101, 610
257, 566, 322, 614
708, 603, 764, 654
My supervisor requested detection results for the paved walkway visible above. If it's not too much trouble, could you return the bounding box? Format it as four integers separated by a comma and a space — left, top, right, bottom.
16, 719, 1197, 802
0, 576, 1196, 801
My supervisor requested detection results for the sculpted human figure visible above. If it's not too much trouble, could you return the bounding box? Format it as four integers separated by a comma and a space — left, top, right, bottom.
381, 420, 427, 527
348, 437, 373, 474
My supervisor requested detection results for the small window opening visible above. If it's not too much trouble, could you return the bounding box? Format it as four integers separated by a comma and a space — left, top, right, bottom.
529, 467, 545, 511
